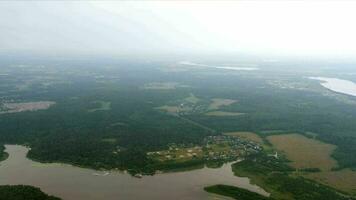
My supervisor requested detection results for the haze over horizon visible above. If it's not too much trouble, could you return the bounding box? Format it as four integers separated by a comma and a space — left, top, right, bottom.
1, 1, 356, 59
3, 1, 356, 200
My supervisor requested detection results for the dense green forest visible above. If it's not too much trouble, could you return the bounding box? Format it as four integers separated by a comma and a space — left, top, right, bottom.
0, 145, 8, 162
1, 59, 356, 176
0, 185, 61, 200
204, 184, 272, 200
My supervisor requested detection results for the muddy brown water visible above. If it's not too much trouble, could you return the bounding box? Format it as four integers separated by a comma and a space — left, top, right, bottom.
0, 145, 269, 200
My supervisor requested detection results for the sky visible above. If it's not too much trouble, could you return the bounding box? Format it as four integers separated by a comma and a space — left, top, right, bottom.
1, 1, 356, 58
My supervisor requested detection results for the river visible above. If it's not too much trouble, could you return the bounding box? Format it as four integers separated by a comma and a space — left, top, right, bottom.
310, 77, 356, 97
179, 61, 259, 71
0, 145, 268, 200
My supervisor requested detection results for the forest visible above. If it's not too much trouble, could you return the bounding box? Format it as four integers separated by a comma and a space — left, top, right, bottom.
1, 59, 356, 177
0, 145, 8, 162
204, 184, 272, 200
0, 185, 61, 200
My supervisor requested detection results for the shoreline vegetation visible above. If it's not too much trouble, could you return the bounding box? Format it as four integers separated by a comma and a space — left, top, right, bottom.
204, 185, 271, 200
4, 133, 356, 200
26, 134, 263, 176
0, 145, 9, 162
205, 132, 356, 200
230, 154, 352, 200
0, 185, 61, 200
2, 132, 356, 199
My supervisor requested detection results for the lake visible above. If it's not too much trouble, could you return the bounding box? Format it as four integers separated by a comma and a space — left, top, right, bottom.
0, 145, 269, 200
179, 61, 259, 71
310, 77, 356, 97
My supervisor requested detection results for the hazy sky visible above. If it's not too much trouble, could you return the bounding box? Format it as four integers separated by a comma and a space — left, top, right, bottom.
1, 1, 356, 57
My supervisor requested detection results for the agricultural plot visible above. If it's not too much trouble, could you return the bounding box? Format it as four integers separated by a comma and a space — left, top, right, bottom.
267, 134, 338, 171
0, 101, 55, 114
156, 93, 200, 115
208, 98, 237, 110
205, 111, 244, 116
305, 169, 356, 194
156, 105, 193, 115
141, 82, 179, 90
88, 101, 111, 112
184, 93, 199, 104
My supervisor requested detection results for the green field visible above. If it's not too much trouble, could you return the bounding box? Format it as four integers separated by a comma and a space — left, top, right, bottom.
87, 101, 111, 112
267, 134, 338, 171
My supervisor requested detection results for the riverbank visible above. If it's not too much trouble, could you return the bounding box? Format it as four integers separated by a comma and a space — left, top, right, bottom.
0, 145, 268, 200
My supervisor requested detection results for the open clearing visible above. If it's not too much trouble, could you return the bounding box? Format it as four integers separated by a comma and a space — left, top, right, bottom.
304, 169, 356, 194
0, 101, 55, 114
156, 104, 194, 114
184, 93, 199, 104
268, 134, 356, 194
267, 134, 338, 171
88, 101, 111, 112
142, 82, 179, 90
224, 132, 263, 144
156, 105, 179, 114
205, 111, 244, 116
155, 93, 198, 115
208, 98, 237, 110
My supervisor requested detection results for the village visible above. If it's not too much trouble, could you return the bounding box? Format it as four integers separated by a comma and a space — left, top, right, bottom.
147, 135, 263, 164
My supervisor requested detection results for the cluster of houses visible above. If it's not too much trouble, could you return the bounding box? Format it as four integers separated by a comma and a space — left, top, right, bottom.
203, 135, 262, 161
147, 135, 262, 163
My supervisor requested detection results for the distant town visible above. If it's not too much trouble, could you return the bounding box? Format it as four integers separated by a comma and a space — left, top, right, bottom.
148, 135, 263, 164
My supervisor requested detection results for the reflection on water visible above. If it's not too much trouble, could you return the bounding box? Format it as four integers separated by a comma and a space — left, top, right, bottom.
310, 77, 356, 97
0, 145, 269, 200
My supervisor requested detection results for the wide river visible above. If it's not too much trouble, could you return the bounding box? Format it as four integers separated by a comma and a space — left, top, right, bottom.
0, 145, 268, 200
310, 77, 356, 97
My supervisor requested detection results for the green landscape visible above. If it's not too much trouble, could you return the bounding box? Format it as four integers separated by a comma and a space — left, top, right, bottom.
1, 58, 356, 199
2, 1, 356, 199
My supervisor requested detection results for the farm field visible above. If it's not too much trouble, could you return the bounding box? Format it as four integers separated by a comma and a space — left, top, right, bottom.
265, 133, 356, 195
142, 82, 179, 90
0, 101, 55, 114
208, 98, 237, 110
184, 93, 200, 104
88, 101, 111, 112
267, 134, 338, 171
305, 169, 356, 194
205, 111, 244, 116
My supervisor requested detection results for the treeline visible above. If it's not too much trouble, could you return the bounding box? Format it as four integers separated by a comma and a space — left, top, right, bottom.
204, 184, 272, 200
318, 133, 356, 170
0, 144, 8, 162
0, 185, 61, 200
